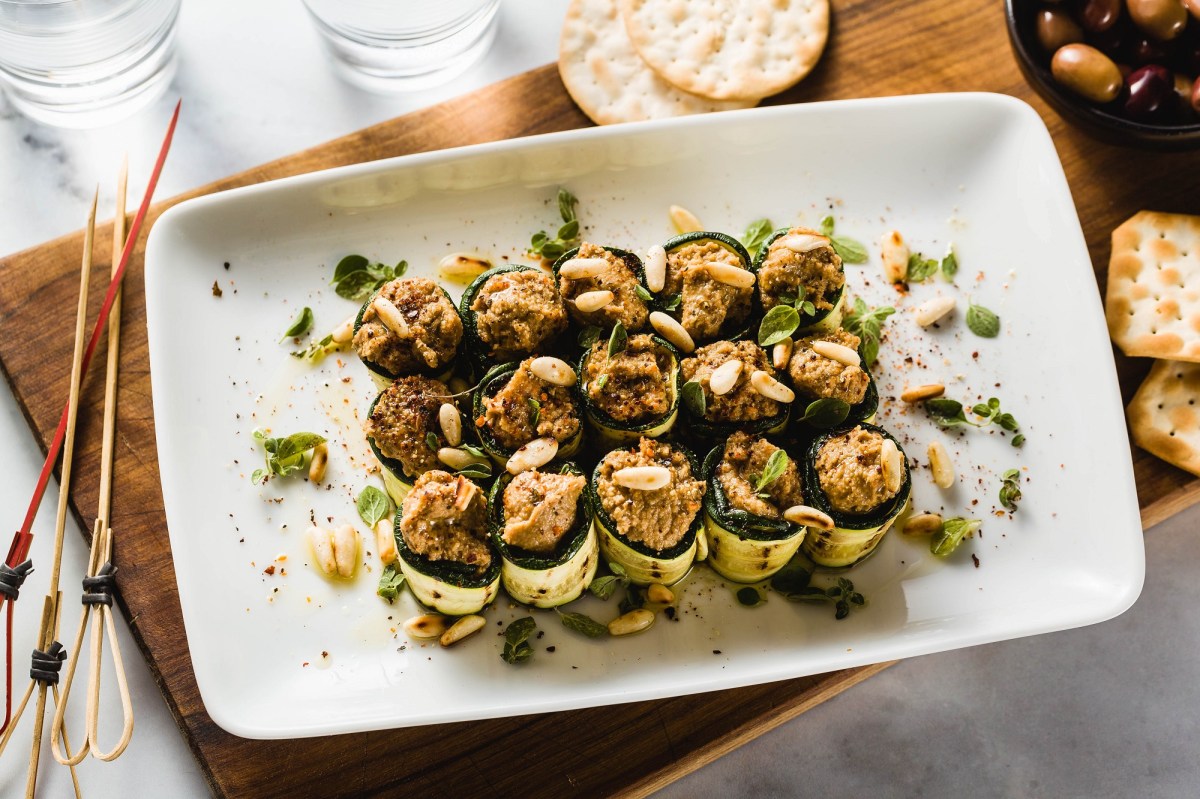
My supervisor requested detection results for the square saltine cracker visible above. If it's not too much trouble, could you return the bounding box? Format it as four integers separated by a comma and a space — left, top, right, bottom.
1127, 360, 1200, 478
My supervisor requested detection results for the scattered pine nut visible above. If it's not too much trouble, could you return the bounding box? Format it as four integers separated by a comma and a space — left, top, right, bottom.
772, 338, 793, 370
927, 440, 956, 489
705, 262, 755, 289
506, 437, 558, 474
332, 524, 358, 578
438, 252, 492, 283
330, 315, 356, 344
902, 513, 943, 536
784, 505, 835, 530
914, 296, 956, 327
609, 608, 656, 636
749, 370, 795, 403
307, 526, 336, 575
778, 233, 829, 253
308, 442, 328, 483
404, 614, 447, 639
439, 615, 487, 647
900, 383, 946, 403
558, 257, 609, 279
374, 518, 397, 565
530, 356, 577, 387
669, 205, 703, 233
646, 583, 674, 604
438, 447, 487, 471
438, 403, 463, 447
880, 230, 909, 283
574, 289, 615, 312
644, 244, 667, 292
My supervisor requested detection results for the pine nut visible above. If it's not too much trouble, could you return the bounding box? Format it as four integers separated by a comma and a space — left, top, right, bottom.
669, 205, 703, 234
558, 257, 610, 279
438, 252, 492, 283
812, 340, 861, 367
880, 438, 904, 494
900, 383, 945, 403
778, 233, 830, 253
902, 512, 943, 536
372, 296, 410, 338
308, 442, 328, 483
374, 518, 397, 564
880, 230, 909, 283
646, 583, 674, 604
612, 465, 671, 491
439, 615, 487, 647
530, 356, 577, 387
914, 296, 956, 327
438, 403, 463, 446
307, 526, 336, 575
331, 314, 356, 344
649, 311, 695, 354
453, 476, 479, 512
608, 608, 656, 636
644, 244, 667, 292
404, 614, 447, 639
574, 289, 614, 312
927, 440, 955, 489
709, 359, 744, 396
506, 437, 558, 474
332, 524, 358, 578
783, 505, 835, 530
704, 262, 755, 289
772, 338, 793, 369
438, 447, 484, 472
749, 370, 795, 403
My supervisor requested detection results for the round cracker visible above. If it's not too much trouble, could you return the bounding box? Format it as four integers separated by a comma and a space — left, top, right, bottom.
559, 0, 757, 126
619, 0, 830, 101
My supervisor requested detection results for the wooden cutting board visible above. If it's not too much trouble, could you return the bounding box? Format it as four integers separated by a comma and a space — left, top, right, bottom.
2, 1, 1198, 796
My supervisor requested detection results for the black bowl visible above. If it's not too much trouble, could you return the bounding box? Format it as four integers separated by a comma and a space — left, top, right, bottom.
1005, 0, 1200, 150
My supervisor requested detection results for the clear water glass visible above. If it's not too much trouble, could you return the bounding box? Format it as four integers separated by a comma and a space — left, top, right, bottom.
302, 0, 501, 93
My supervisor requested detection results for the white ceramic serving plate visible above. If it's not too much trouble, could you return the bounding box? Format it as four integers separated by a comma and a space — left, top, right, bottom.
145, 94, 1144, 739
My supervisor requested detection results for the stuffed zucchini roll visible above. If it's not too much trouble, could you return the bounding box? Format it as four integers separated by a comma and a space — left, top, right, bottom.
787, 329, 879, 430
395, 470, 500, 615
661, 232, 754, 344
702, 432, 808, 583
680, 340, 792, 440
554, 242, 649, 332
589, 438, 705, 586
801, 424, 911, 570
753, 227, 846, 333
487, 464, 598, 607
579, 333, 681, 448
365, 376, 456, 503
472, 357, 584, 465
461, 264, 568, 367
353, 278, 462, 389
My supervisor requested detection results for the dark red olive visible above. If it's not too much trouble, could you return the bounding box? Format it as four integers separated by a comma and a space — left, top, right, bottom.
1078, 0, 1122, 33
1038, 7, 1085, 51
1128, 35, 1170, 65
1124, 64, 1175, 118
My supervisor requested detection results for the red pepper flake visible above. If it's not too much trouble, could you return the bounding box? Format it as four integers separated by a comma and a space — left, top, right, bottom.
971, 554, 980, 568
211, 281, 223, 297
263, 565, 276, 575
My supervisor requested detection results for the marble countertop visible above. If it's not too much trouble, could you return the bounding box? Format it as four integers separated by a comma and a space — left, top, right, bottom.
1, 1, 1196, 797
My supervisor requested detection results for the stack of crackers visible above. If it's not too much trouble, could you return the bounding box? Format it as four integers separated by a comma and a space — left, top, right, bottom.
559, 0, 829, 125
1107, 211, 1200, 478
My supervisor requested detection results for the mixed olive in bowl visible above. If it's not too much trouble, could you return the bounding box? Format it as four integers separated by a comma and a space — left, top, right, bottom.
1006, 0, 1200, 148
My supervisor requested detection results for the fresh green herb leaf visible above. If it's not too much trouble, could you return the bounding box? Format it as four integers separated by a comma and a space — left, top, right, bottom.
332, 254, 369, 283
799, 397, 851, 429
456, 463, 493, 480
941, 248, 958, 281
425, 431, 439, 452
250, 429, 326, 484
460, 443, 487, 459
593, 374, 609, 392
925, 398, 973, 428
618, 584, 646, 615
753, 449, 789, 493
527, 397, 541, 429
557, 188, 578, 224
770, 551, 815, 596
530, 188, 582, 260
681, 379, 706, 417
330, 255, 407, 302
292, 333, 339, 361
376, 564, 406, 603
501, 616, 538, 665
841, 298, 895, 366
999, 469, 1023, 513
557, 219, 579, 241
634, 284, 653, 303
577, 325, 602, 349
830, 236, 868, 264
589, 575, 622, 600
251, 468, 266, 485
966, 300, 1001, 338
356, 486, 391, 527
280, 306, 314, 342
660, 293, 683, 312
931, 517, 981, 557
758, 304, 800, 347
906, 254, 940, 283
557, 610, 609, 638
818, 215, 835, 237
607, 321, 628, 358
742, 218, 774, 256
1011, 434, 1026, 448
736, 587, 765, 607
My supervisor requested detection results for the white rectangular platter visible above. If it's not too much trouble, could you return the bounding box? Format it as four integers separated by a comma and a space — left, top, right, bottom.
145, 94, 1144, 739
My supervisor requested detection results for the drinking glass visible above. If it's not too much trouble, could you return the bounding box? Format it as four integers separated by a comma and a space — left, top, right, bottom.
0, 0, 181, 128
301, 0, 501, 93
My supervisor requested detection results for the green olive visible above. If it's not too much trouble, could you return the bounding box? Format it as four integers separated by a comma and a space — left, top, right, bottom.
1128, 0, 1187, 41
1051, 44, 1123, 103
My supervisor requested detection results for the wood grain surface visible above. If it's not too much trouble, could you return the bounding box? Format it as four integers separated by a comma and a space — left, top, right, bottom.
1, 1, 1198, 796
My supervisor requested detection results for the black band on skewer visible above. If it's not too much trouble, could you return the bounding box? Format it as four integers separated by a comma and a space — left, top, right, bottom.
81, 562, 117, 607
0, 559, 33, 601
30, 641, 66, 685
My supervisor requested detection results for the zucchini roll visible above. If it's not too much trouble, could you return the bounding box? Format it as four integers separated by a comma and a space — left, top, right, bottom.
661, 231, 754, 344
702, 433, 807, 583
472, 358, 584, 466
460, 264, 568, 368
364, 376, 455, 503
589, 438, 705, 586
801, 424, 911, 570
579, 334, 681, 448
353, 278, 462, 390
680, 340, 791, 440
786, 329, 879, 430
395, 470, 500, 615
752, 227, 846, 333
553, 243, 649, 332
487, 464, 598, 607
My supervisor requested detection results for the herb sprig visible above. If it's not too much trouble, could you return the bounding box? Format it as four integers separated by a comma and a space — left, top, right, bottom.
376, 565, 406, 603
841, 298, 895, 367
818, 215, 868, 264
741, 218, 774, 257
798, 397, 851, 429
331, 254, 408, 302
557, 609, 608, 638
501, 617, 538, 664
771, 554, 867, 619
356, 486, 391, 527
750, 449, 789, 499
250, 429, 326, 485
530, 188, 581, 261
999, 469, 1023, 513
681, 380, 706, 417
925, 397, 1023, 445
280, 307, 313, 342
966, 299, 1001, 338
589, 562, 630, 600
931, 517, 981, 557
